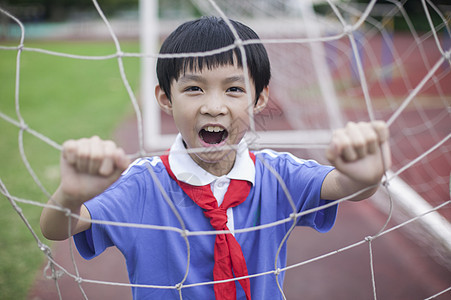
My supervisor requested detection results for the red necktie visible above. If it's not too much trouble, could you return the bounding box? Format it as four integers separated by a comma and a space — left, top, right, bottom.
160, 153, 256, 300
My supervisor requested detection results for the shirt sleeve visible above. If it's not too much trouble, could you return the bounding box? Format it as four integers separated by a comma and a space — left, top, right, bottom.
74, 205, 113, 260
258, 150, 337, 233
285, 156, 336, 232
294, 163, 336, 233
73, 162, 149, 260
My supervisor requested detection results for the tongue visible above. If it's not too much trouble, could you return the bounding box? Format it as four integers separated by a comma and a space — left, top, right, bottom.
201, 130, 223, 144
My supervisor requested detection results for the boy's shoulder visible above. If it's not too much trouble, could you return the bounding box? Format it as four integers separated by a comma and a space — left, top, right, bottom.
122, 156, 166, 177
253, 149, 311, 165
252, 148, 330, 174
102, 156, 170, 193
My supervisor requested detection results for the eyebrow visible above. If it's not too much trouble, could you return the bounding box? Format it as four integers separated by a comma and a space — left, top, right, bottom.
223, 75, 246, 85
177, 74, 247, 85
178, 74, 207, 84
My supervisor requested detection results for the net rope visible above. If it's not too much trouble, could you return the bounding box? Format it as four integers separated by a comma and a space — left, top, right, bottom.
0, 0, 450, 299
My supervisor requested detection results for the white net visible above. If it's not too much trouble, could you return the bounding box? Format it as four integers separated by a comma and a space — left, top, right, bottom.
0, 0, 450, 299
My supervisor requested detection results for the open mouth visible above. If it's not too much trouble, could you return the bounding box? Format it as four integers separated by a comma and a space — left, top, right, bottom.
199, 126, 228, 145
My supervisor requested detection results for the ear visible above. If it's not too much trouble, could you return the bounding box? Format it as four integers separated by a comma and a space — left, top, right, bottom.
254, 86, 269, 114
155, 85, 172, 116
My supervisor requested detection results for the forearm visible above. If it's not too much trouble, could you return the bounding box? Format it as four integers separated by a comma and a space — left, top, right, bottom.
321, 169, 381, 202
40, 186, 88, 240
40, 136, 128, 240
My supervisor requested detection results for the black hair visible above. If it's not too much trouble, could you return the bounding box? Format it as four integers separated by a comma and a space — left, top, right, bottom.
156, 16, 271, 102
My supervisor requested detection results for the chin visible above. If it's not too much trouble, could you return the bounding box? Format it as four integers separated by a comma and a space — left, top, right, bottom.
195, 147, 236, 164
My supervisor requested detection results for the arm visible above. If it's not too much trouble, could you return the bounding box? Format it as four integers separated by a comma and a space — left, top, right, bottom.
40, 136, 130, 240
321, 121, 391, 202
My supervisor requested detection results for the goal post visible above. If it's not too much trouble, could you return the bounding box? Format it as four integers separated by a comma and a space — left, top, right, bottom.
139, 0, 451, 266
1, 0, 450, 298
139, 0, 338, 150
139, 0, 161, 150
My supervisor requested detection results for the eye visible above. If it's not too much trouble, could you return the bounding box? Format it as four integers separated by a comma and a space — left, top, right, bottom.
184, 86, 203, 93
226, 86, 245, 94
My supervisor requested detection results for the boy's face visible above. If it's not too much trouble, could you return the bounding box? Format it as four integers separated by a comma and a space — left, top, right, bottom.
156, 63, 268, 175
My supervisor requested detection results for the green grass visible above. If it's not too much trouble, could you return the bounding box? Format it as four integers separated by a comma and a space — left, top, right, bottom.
0, 40, 140, 299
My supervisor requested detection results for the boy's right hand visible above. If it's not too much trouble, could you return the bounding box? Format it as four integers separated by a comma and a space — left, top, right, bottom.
56, 136, 130, 210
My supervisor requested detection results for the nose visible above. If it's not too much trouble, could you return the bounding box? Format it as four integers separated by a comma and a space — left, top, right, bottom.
200, 94, 227, 116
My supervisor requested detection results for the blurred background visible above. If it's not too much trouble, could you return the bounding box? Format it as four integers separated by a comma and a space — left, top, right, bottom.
1, 0, 450, 299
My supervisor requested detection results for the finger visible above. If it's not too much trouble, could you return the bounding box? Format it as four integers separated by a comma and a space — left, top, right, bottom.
381, 141, 392, 170
98, 140, 116, 176
372, 121, 391, 170
325, 137, 338, 163
330, 128, 358, 162
113, 147, 130, 171
62, 139, 77, 165
372, 120, 389, 144
345, 122, 367, 159
326, 127, 343, 162
87, 136, 103, 175
357, 122, 378, 154
76, 138, 91, 173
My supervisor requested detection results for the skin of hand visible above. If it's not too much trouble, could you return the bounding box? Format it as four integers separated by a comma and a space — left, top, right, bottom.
42, 121, 389, 240
323, 121, 391, 200
56, 136, 130, 209
40, 136, 130, 240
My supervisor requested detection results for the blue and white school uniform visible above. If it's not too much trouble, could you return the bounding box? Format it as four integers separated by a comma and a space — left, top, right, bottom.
75, 134, 337, 299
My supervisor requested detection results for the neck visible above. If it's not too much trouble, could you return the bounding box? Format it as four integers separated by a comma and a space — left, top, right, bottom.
189, 150, 236, 177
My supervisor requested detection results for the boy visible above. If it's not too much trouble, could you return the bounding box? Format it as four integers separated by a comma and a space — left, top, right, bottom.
40, 16, 391, 299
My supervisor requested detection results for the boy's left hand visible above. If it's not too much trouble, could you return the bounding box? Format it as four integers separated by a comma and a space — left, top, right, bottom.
326, 121, 391, 186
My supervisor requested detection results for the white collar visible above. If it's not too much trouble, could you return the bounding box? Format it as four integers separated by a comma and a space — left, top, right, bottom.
168, 133, 255, 186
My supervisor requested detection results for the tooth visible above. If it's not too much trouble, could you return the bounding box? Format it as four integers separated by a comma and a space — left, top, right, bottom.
204, 126, 224, 132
